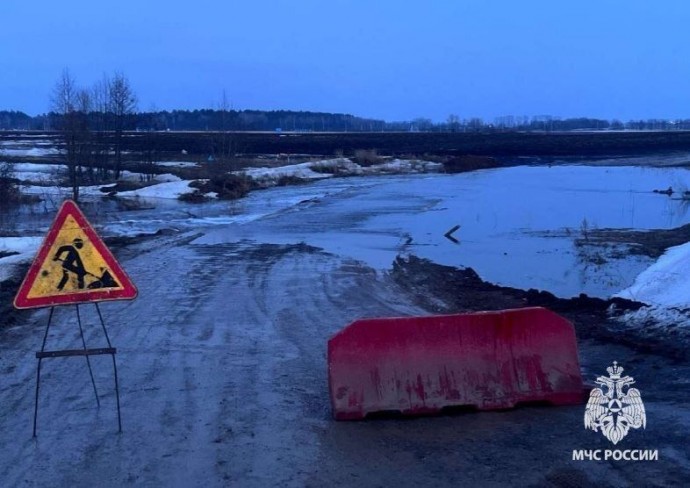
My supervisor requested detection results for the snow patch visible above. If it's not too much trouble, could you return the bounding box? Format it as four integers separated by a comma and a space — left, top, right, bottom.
119, 171, 182, 183
3, 162, 64, 183
117, 180, 197, 199
155, 161, 199, 168
10, 163, 62, 173
21, 184, 106, 197
615, 306, 690, 331
0, 236, 42, 281
614, 240, 690, 328
242, 161, 332, 181
1, 147, 61, 157
16, 172, 61, 183
615, 241, 690, 308
238, 157, 442, 186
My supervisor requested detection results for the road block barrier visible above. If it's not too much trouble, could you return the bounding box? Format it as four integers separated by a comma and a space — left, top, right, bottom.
328, 307, 583, 420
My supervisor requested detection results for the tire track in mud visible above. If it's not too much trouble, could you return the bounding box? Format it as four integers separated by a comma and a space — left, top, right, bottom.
187, 241, 426, 486
0, 232, 224, 487
0, 234, 424, 487
3, 232, 688, 486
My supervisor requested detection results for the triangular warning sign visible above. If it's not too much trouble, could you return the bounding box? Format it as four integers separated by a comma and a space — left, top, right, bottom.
14, 200, 137, 309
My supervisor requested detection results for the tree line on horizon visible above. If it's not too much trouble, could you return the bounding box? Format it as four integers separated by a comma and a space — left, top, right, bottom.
2, 109, 690, 134
0, 108, 387, 133
3, 65, 690, 207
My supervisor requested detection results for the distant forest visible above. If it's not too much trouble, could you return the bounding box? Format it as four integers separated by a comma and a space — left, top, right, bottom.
2, 109, 690, 133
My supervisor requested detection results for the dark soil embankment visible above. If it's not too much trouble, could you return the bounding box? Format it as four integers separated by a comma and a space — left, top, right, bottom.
6, 130, 690, 160
576, 223, 690, 258
0, 271, 27, 328
391, 255, 688, 361
119, 130, 690, 158
443, 155, 502, 173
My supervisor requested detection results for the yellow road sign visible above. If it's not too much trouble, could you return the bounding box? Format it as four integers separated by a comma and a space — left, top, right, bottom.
14, 200, 137, 309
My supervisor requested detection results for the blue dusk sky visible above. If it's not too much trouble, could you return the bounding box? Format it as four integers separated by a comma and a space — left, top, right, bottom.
1, 0, 689, 121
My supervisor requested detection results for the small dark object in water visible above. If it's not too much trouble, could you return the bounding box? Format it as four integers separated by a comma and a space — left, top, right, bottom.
653, 186, 673, 196
444, 224, 461, 243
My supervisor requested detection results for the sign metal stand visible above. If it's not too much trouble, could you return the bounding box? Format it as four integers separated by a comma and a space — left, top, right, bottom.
33, 303, 122, 437
16, 201, 135, 437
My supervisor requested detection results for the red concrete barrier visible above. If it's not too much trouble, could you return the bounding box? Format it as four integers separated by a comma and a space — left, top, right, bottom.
328, 307, 583, 420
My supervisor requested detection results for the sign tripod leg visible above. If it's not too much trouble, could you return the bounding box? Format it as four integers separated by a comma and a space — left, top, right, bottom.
32, 305, 122, 436
95, 303, 122, 433
33, 307, 54, 438
19, 201, 133, 437
75, 304, 100, 407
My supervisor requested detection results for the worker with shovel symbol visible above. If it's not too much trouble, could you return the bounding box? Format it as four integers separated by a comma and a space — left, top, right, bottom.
53, 238, 88, 290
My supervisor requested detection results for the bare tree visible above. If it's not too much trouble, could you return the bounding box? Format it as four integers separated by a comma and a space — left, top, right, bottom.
109, 72, 137, 179
51, 69, 82, 202
447, 114, 460, 132
214, 89, 237, 166
0, 160, 20, 210
75, 88, 94, 186
90, 74, 112, 182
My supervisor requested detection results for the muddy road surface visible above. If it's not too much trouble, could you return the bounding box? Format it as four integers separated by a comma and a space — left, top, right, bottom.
1, 232, 689, 485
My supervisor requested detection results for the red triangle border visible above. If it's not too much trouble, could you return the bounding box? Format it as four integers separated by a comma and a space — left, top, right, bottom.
13, 200, 138, 309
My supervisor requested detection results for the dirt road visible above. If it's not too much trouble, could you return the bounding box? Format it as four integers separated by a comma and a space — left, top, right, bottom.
1, 231, 689, 487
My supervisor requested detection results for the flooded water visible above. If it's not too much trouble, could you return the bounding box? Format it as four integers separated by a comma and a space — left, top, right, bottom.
200, 165, 690, 298
356, 165, 690, 297
5, 164, 690, 298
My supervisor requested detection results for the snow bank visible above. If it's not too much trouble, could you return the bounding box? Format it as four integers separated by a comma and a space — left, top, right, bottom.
155, 161, 199, 168
21, 173, 184, 199
117, 180, 196, 199
0, 237, 42, 281
615, 241, 690, 308
242, 161, 333, 181
119, 171, 182, 183
102, 157, 446, 200
363, 159, 443, 174
12, 157, 443, 204
239, 157, 442, 185
614, 241, 690, 330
